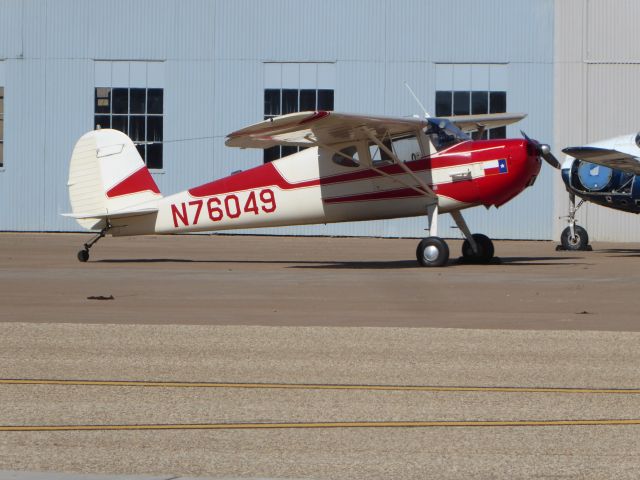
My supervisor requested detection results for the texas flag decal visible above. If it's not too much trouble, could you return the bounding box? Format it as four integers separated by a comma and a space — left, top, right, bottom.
483, 159, 508, 176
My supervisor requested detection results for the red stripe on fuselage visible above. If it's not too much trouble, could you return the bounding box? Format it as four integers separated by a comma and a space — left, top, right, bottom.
324, 187, 425, 204
188, 163, 320, 198
188, 139, 537, 208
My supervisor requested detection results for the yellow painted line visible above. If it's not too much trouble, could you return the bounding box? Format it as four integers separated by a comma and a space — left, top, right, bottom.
2, 419, 640, 432
1, 379, 639, 394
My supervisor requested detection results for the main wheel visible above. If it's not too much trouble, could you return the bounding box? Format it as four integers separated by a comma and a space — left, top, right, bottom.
77, 249, 89, 262
560, 225, 589, 251
416, 237, 449, 267
461, 233, 495, 263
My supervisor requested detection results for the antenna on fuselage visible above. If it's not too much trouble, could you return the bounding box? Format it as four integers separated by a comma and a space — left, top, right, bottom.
404, 82, 430, 119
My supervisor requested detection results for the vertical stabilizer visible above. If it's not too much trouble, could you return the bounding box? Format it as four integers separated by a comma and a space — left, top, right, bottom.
66, 129, 162, 230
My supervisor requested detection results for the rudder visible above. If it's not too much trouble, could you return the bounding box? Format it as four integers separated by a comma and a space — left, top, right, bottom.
67, 129, 162, 230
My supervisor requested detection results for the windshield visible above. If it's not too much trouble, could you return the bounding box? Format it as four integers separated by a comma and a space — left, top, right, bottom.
425, 118, 470, 151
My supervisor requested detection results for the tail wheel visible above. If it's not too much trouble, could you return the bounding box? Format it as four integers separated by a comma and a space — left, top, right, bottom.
416, 237, 449, 267
560, 226, 589, 251
461, 234, 495, 263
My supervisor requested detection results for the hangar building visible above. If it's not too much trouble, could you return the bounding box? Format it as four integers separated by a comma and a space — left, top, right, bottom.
0, 0, 638, 242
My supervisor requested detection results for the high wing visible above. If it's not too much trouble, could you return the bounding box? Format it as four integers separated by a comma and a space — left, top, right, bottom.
225, 111, 527, 149
441, 112, 527, 134
225, 111, 427, 149
562, 146, 640, 176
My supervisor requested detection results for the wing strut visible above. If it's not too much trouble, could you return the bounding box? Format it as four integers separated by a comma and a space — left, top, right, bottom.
362, 128, 438, 199
313, 136, 436, 200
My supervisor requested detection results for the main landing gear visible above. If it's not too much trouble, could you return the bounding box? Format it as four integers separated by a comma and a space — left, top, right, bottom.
77, 224, 110, 262
415, 206, 495, 267
557, 194, 591, 251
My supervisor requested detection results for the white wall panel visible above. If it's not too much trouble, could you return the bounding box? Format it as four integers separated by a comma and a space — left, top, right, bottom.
554, 0, 640, 242
0, 1, 22, 59
162, 60, 217, 194
0, 60, 46, 230
43, 0, 89, 59
587, 0, 640, 63
471, 65, 490, 91
44, 60, 94, 230
317, 63, 336, 89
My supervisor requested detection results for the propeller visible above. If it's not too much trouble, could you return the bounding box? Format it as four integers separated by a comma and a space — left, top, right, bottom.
521, 131, 561, 169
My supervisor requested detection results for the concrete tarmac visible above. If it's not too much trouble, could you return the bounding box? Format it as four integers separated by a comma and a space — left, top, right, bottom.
0, 233, 639, 479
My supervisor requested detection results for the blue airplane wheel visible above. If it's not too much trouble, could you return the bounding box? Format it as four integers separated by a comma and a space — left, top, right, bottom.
461, 234, 495, 263
416, 237, 449, 267
561, 226, 589, 251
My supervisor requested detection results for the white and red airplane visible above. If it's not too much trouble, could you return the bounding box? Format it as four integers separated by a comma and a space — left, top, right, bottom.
65, 110, 547, 266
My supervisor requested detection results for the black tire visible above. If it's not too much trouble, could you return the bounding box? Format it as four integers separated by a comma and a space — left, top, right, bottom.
461, 233, 495, 263
77, 249, 89, 262
416, 237, 449, 267
560, 225, 589, 251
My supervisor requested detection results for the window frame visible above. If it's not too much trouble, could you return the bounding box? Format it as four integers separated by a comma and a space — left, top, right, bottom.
263, 62, 336, 163
93, 86, 164, 169
262, 86, 334, 163
435, 89, 508, 140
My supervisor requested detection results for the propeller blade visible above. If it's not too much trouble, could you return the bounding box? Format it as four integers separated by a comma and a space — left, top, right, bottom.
521, 131, 561, 169
539, 143, 561, 169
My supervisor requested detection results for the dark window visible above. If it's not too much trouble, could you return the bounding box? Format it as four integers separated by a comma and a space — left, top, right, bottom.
489, 126, 507, 139
471, 91, 488, 114
453, 91, 470, 115
435, 91, 452, 117
435, 89, 508, 139
263, 146, 280, 163
112, 88, 128, 114
129, 115, 145, 142
317, 89, 334, 111
130, 88, 146, 114
112, 115, 128, 135
94, 115, 110, 129
264, 89, 281, 118
0, 87, 4, 168
147, 89, 163, 114
282, 89, 298, 115
94, 87, 164, 168
300, 89, 316, 111
263, 87, 334, 163
489, 91, 506, 114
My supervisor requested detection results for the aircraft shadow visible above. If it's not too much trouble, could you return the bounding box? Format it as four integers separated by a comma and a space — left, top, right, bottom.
491, 256, 585, 266
291, 256, 586, 269
96, 258, 332, 265
95, 256, 585, 268
597, 248, 640, 258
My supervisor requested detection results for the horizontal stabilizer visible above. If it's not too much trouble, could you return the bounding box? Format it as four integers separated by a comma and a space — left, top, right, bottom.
62, 206, 159, 220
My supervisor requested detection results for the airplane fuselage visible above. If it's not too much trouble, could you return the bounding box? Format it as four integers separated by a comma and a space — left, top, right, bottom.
561, 133, 640, 215
110, 139, 541, 237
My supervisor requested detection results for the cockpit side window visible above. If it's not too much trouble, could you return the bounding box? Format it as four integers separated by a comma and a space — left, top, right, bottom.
332, 145, 360, 167
370, 135, 422, 166
391, 135, 422, 162
369, 140, 393, 166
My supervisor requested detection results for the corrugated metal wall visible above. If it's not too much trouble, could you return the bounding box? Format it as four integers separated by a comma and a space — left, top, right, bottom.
554, 0, 640, 242
0, 0, 556, 239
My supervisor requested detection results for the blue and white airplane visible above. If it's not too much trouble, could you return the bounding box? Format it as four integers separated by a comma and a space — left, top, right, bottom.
555, 133, 640, 250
